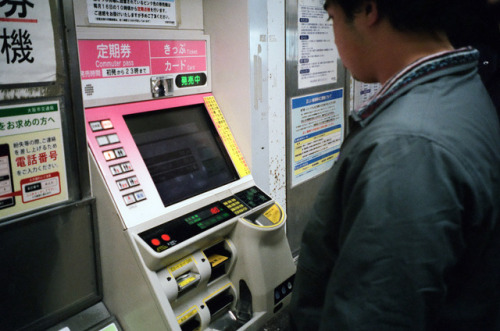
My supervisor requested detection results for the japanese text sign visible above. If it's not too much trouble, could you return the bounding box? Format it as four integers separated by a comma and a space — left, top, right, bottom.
0, 0, 57, 84
0, 101, 69, 221
87, 0, 177, 26
78, 39, 207, 79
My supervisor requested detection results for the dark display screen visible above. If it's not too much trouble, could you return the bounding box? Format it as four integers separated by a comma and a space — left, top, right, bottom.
124, 103, 239, 207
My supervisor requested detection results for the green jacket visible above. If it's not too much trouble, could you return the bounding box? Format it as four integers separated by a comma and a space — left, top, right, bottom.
290, 48, 500, 330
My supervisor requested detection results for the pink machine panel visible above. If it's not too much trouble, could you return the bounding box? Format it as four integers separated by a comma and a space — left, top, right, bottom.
85, 93, 217, 228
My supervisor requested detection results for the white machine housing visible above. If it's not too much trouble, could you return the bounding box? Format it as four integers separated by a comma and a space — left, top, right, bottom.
86, 93, 296, 331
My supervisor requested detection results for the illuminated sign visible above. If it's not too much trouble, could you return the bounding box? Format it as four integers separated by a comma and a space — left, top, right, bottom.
175, 73, 207, 88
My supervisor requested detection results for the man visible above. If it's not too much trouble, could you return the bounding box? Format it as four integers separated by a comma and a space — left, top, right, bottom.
290, 0, 500, 330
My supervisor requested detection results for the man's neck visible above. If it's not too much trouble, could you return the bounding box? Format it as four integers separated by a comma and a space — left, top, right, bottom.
370, 24, 454, 84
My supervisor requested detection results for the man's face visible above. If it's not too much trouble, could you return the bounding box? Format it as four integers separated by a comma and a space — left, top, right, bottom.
326, 3, 376, 82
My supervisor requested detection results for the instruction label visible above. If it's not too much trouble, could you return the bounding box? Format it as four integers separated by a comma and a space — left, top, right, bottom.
263, 204, 282, 225
87, 0, 177, 26
291, 89, 344, 187
297, 0, 338, 89
169, 257, 193, 273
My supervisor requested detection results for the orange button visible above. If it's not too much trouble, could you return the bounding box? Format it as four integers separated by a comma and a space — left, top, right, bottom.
101, 119, 114, 130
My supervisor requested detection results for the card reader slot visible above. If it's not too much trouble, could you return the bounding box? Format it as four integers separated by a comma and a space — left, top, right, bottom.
206, 287, 234, 320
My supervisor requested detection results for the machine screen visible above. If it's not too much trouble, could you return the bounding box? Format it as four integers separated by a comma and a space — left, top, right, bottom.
124, 103, 239, 207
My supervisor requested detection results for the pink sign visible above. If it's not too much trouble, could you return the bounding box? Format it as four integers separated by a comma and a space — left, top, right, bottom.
150, 57, 207, 75
149, 40, 207, 58
78, 39, 207, 80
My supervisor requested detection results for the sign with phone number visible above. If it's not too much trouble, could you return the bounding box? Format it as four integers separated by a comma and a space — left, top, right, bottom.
0, 101, 68, 221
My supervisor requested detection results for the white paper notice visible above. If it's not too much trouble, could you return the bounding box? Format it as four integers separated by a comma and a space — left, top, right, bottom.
298, 0, 338, 89
87, 0, 177, 26
353, 80, 381, 111
0, 0, 57, 84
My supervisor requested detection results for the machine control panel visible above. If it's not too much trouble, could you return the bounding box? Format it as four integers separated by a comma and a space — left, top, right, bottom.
140, 186, 271, 253
88, 117, 148, 207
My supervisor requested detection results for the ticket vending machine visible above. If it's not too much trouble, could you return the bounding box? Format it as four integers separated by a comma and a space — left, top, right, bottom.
83, 37, 296, 330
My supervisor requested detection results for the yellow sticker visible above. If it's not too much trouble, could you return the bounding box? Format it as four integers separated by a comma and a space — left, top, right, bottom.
169, 257, 193, 273
263, 204, 282, 224
208, 254, 228, 267
178, 275, 197, 288
177, 307, 198, 324
204, 96, 251, 178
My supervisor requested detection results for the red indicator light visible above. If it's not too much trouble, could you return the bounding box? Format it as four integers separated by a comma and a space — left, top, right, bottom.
210, 207, 220, 215
161, 234, 171, 242
151, 238, 161, 246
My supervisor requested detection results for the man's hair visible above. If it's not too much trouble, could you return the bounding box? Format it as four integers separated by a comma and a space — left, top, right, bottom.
323, 0, 458, 34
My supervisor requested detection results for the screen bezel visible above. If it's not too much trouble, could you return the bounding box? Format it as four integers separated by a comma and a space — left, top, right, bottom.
123, 102, 239, 208
85, 93, 246, 229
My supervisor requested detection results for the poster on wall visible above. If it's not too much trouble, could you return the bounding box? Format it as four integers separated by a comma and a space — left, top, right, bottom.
0, 0, 57, 84
297, 0, 338, 89
86, 0, 177, 26
0, 101, 69, 221
291, 89, 344, 187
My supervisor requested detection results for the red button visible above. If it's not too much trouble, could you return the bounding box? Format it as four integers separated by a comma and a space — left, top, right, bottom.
161, 234, 171, 241
151, 238, 161, 246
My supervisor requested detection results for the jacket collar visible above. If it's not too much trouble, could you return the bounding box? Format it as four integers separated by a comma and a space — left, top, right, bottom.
351, 47, 480, 127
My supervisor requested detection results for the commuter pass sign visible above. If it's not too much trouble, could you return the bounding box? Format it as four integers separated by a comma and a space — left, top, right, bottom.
78, 39, 208, 103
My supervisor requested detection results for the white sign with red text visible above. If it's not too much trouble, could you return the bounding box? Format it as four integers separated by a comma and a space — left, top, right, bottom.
87, 0, 177, 26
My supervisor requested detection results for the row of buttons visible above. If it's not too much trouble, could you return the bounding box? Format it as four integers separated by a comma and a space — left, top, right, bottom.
90, 118, 148, 207
110, 162, 133, 175
89, 119, 113, 132
123, 190, 146, 205
103, 147, 126, 161
150, 234, 172, 247
96, 133, 120, 146
223, 198, 248, 215
117, 176, 140, 190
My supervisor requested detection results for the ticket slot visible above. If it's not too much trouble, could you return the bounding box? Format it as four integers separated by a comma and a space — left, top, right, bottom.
179, 313, 201, 331
159, 253, 208, 301
206, 287, 234, 320
203, 241, 232, 283
176, 271, 201, 294
242, 203, 284, 227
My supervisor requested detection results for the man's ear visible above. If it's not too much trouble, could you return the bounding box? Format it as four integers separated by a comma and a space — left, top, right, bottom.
363, 0, 379, 26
